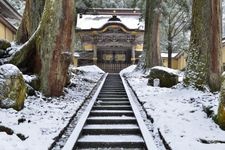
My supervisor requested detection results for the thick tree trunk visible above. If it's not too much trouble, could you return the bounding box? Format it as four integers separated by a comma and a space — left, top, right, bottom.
208, 1, 222, 91
167, 36, 173, 68
217, 73, 225, 130
143, 0, 162, 69
10, 0, 75, 96
184, 0, 222, 91
16, 0, 45, 44
215, 0, 225, 131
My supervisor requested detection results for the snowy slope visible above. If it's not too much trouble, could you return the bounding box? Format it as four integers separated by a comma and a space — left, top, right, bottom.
121, 65, 225, 150
0, 65, 104, 150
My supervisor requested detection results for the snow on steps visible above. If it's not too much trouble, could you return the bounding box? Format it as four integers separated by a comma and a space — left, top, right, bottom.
90, 110, 134, 116
87, 116, 137, 124
63, 74, 157, 150
82, 124, 140, 134
92, 105, 132, 110
77, 135, 145, 148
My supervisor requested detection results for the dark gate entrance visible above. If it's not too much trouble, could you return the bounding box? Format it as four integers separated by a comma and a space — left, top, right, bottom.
97, 49, 131, 73
97, 63, 131, 73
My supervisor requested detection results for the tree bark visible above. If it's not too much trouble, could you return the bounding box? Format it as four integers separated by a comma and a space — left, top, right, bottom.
208, 0, 222, 91
16, 0, 45, 44
217, 73, 225, 130
167, 36, 173, 68
10, 0, 75, 96
143, 0, 162, 69
184, 0, 222, 91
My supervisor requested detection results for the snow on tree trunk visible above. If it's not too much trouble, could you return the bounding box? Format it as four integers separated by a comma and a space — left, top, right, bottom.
16, 0, 45, 44
143, 0, 162, 69
10, 0, 75, 96
184, 0, 222, 91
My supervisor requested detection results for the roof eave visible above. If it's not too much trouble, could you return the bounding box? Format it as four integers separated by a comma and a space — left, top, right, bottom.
0, 15, 17, 33
1, 0, 22, 20
76, 22, 144, 33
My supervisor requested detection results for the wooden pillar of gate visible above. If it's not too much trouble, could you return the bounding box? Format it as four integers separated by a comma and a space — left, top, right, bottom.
93, 44, 97, 65
131, 46, 136, 64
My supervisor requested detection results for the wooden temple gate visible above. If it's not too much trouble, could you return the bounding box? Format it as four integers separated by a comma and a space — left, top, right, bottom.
97, 63, 131, 73
96, 49, 132, 73
76, 9, 144, 73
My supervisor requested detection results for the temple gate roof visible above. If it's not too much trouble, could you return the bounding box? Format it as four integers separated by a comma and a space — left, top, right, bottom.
76, 8, 144, 31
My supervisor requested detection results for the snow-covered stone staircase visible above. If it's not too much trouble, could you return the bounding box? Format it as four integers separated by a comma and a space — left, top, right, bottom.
76, 74, 146, 149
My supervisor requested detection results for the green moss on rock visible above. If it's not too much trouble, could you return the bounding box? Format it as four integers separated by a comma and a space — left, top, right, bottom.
148, 66, 179, 88
0, 64, 26, 111
216, 72, 225, 130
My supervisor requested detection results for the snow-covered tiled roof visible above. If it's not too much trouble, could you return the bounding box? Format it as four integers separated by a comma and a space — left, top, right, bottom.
0, 0, 22, 30
73, 52, 80, 57
161, 53, 178, 58
76, 14, 145, 30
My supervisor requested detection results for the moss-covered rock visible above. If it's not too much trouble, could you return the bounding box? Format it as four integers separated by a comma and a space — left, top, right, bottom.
0, 64, 26, 111
148, 66, 179, 88
216, 72, 225, 130
0, 39, 11, 50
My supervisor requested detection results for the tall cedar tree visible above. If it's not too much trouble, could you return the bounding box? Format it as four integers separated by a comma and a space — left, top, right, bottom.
144, 0, 162, 69
184, 0, 222, 91
10, 0, 76, 96
16, 0, 45, 44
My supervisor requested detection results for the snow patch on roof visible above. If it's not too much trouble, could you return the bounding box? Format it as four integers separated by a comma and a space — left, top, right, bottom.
73, 52, 80, 57
77, 14, 144, 30
4, 17, 20, 29
161, 52, 178, 58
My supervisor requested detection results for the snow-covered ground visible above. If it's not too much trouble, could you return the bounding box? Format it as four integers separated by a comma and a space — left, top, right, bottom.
0, 65, 104, 150
121, 65, 225, 150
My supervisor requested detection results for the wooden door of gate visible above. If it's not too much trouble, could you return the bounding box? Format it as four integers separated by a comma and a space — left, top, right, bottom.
97, 63, 131, 73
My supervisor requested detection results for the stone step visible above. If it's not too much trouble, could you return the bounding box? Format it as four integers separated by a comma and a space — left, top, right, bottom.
102, 87, 124, 89
99, 92, 127, 95
92, 105, 132, 110
96, 101, 130, 105
103, 82, 122, 84
86, 116, 137, 124
90, 110, 134, 116
98, 95, 128, 98
100, 90, 126, 93
102, 85, 124, 90
76, 135, 145, 148
97, 97, 129, 101
77, 148, 145, 150
82, 124, 140, 135
98, 95, 127, 98
103, 84, 123, 85
102, 86, 124, 88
